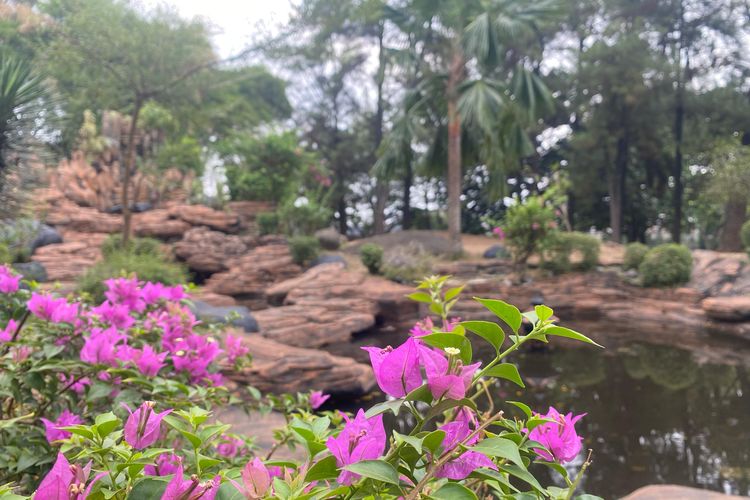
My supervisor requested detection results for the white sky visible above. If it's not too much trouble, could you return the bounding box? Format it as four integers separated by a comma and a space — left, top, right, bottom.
140, 0, 294, 58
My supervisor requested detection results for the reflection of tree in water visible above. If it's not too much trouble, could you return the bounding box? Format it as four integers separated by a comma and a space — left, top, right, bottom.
510, 342, 750, 498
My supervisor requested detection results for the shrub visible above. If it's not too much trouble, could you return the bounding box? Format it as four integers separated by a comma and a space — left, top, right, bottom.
542, 232, 600, 273
0, 243, 11, 264
278, 199, 331, 236
256, 212, 279, 236
639, 243, 693, 287
78, 251, 187, 302
623, 242, 649, 271
360, 242, 384, 274
502, 196, 557, 265
381, 242, 433, 283
289, 235, 320, 266
101, 234, 162, 258
315, 227, 342, 250
741, 220, 750, 251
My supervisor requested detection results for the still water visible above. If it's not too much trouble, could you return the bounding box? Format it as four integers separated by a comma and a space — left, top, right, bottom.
335, 323, 750, 499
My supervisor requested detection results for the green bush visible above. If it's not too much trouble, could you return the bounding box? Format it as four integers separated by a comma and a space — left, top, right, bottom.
639, 243, 693, 287
78, 251, 187, 302
257, 212, 279, 236
360, 243, 384, 274
542, 232, 600, 273
381, 242, 433, 283
741, 220, 750, 251
155, 136, 204, 176
315, 227, 342, 250
623, 242, 649, 271
502, 196, 556, 265
101, 234, 162, 258
278, 200, 331, 236
0, 243, 11, 264
289, 236, 321, 266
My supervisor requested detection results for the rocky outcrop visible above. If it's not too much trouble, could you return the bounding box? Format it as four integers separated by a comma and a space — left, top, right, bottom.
133, 210, 191, 239
173, 227, 255, 273
167, 204, 239, 233
31, 231, 108, 282
690, 250, 750, 297
224, 333, 375, 397
623, 485, 745, 500
702, 296, 750, 321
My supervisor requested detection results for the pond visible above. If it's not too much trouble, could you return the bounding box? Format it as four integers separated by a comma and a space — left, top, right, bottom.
334, 322, 750, 499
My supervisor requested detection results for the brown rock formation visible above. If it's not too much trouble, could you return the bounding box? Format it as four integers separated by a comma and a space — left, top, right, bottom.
702, 296, 750, 321
173, 227, 255, 273
167, 204, 239, 233
31, 231, 108, 282
623, 485, 744, 500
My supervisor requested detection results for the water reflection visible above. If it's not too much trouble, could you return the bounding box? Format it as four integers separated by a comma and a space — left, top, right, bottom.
343, 327, 750, 498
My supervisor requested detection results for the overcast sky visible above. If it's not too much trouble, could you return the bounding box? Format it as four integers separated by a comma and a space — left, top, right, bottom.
140, 0, 294, 58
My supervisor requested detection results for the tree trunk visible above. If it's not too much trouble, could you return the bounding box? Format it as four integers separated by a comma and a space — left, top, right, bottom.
671, 2, 686, 244
122, 100, 142, 246
337, 195, 347, 235
372, 22, 388, 234
719, 197, 747, 251
446, 48, 464, 252
403, 159, 413, 230
610, 135, 628, 243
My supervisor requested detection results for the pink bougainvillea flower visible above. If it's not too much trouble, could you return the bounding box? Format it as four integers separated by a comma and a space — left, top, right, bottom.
171, 334, 222, 382
122, 401, 172, 449
434, 408, 496, 480
104, 277, 144, 312
28, 293, 79, 323
216, 435, 244, 458
12, 345, 32, 362
58, 373, 91, 395
80, 327, 126, 366
528, 407, 585, 463
361, 337, 422, 398
224, 334, 249, 364
91, 301, 135, 330
0, 265, 21, 293
0, 319, 18, 343
162, 466, 220, 500
310, 390, 330, 410
232, 457, 272, 498
144, 453, 182, 476
418, 345, 480, 400
34, 452, 105, 500
134, 345, 167, 377
409, 317, 433, 337
326, 409, 386, 485
153, 305, 200, 351
40, 409, 84, 443
492, 227, 506, 240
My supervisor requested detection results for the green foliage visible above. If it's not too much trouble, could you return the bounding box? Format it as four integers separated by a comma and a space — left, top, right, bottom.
155, 136, 204, 175
381, 242, 433, 283
101, 234, 162, 259
79, 249, 187, 302
623, 242, 649, 271
289, 236, 320, 266
542, 232, 600, 274
0, 243, 11, 264
256, 212, 279, 236
359, 243, 384, 274
639, 243, 693, 287
740, 220, 750, 252
502, 196, 556, 266
278, 199, 331, 237
221, 132, 314, 204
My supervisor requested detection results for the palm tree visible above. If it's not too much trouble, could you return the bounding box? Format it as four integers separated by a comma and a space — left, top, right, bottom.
379, 0, 556, 250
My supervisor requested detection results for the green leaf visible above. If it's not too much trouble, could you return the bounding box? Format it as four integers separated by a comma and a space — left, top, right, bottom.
444, 285, 465, 302
543, 326, 603, 348
393, 432, 423, 454
405, 384, 433, 404
431, 482, 478, 500
343, 460, 399, 485
500, 464, 544, 492
575, 495, 605, 500
407, 292, 433, 304
127, 477, 168, 499
422, 430, 446, 454
420, 333, 472, 364
424, 398, 477, 426
305, 455, 339, 482
461, 320, 505, 353
365, 399, 404, 418
215, 482, 246, 500
507, 401, 532, 418
483, 363, 524, 388
534, 305, 553, 322
475, 298, 522, 333
470, 437, 525, 468
95, 412, 121, 438
178, 430, 201, 448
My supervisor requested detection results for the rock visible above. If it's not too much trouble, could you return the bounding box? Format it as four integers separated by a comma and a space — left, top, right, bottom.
482, 244, 509, 259
702, 296, 750, 321
189, 289, 237, 307
224, 333, 375, 397
133, 210, 191, 239
190, 301, 259, 333
12, 261, 47, 282
168, 204, 240, 233
31, 231, 108, 281
315, 227, 345, 250
173, 227, 255, 273
104, 202, 153, 214
309, 254, 347, 268
622, 485, 744, 500
29, 224, 63, 253
227, 201, 275, 231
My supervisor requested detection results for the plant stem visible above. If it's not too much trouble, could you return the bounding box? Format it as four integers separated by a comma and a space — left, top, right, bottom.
565, 449, 593, 500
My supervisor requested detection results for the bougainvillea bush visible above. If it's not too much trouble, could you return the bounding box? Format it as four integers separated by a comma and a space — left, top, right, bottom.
0, 267, 604, 499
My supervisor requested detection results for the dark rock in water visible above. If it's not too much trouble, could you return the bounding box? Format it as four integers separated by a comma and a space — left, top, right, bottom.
309, 254, 347, 268
190, 300, 259, 333
30, 225, 63, 253
483, 244, 509, 259
12, 261, 47, 283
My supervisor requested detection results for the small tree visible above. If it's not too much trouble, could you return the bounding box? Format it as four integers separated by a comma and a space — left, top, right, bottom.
707, 141, 750, 251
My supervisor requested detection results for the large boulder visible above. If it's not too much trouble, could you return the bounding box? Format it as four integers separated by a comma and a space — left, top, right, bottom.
133, 210, 191, 239
29, 224, 63, 253
483, 244, 508, 259
190, 300, 258, 333
623, 485, 745, 500
12, 261, 47, 283
31, 231, 108, 282
702, 296, 750, 322
224, 333, 375, 397
315, 227, 345, 250
309, 254, 347, 268
173, 227, 254, 273
168, 204, 240, 233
